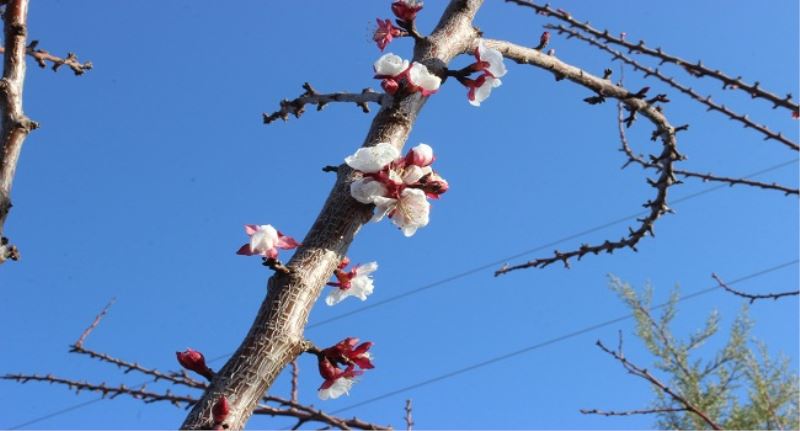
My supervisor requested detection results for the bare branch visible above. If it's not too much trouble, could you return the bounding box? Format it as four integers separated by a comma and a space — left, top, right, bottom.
74, 298, 116, 348
290, 359, 299, 404
546, 24, 799, 152
712, 273, 799, 304
593, 339, 722, 430
581, 407, 688, 417
405, 399, 414, 431
617, 100, 798, 196
505, 0, 800, 115
263, 82, 386, 125
0, 40, 93, 75
488, 39, 680, 275
0, 0, 37, 264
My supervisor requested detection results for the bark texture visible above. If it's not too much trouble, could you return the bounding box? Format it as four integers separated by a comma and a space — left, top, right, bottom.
0, 0, 35, 264
180, 1, 484, 429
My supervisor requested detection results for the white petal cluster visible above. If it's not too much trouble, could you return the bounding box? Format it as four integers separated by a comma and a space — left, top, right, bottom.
476, 39, 508, 78
318, 377, 355, 400
249, 225, 279, 254
407, 62, 441, 94
469, 76, 502, 107
345, 142, 400, 173
374, 53, 409, 77
326, 262, 379, 306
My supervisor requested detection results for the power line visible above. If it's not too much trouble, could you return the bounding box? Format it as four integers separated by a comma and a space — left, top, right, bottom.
8, 159, 797, 429
330, 259, 799, 414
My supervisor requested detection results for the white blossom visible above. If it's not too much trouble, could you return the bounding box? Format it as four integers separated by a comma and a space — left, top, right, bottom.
344, 142, 400, 173
469, 76, 502, 107
407, 62, 441, 95
476, 39, 507, 78
391, 188, 430, 236
318, 377, 355, 400
350, 178, 389, 204
326, 262, 379, 306
373, 53, 409, 77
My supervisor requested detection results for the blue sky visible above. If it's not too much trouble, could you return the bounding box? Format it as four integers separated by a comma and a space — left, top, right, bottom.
1, 0, 797, 429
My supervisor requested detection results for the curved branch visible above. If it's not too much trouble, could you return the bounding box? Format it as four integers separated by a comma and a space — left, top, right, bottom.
617, 102, 798, 196
263, 82, 387, 125
505, 0, 800, 115
712, 273, 799, 303
0, 0, 36, 264
546, 24, 799, 152
487, 39, 681, 275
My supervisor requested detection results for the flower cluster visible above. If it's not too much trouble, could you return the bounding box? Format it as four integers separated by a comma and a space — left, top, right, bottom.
326, 257, 378, 306
347, 142, 448, 237
392, 0, 423, 22
316, 338, 374, 400
374, 53, 441, 96
236, 224, 299, 259
457, 39, 508, 106
373, 18, 403, 51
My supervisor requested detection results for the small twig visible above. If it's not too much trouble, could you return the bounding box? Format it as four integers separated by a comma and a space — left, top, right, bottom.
0, 40, 93, 75
290, 359, 299, 404
262, 257, 291, 274
505, 0, 800, 115
712, 273, 799, 304
262, 83, 386, 125
593, 339, 722, 430
404, 399, 414, 431
74, 298, 116, 348
581, 407, 688, 416
546, 24, 799, 152
322, 165, 339, 173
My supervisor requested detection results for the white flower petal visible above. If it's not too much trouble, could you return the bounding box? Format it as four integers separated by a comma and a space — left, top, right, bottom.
250, 225, 278, 253
477, 40, 507, 78
372, 196, 397, 222
345, 143, 400, 173
325, 288, 348, 306
373, 53, 409, 77
469, 77, 502, 107
408, 62, 441, 93
402, 165, 432, 185
318, 377, 355, 400
356, 261, 379, 276
392, 188, 430, 236
350, 178, 388, 204
349, 274, 375, 301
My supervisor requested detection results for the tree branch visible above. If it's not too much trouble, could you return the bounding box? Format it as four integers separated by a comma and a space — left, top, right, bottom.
580, 407, 688, 417
504, 0, 800, 116
181, 1, 485, 428
488, 39, 681, 275
593, 339, 722, 430
712, 273, 799, 304
0, 0, 36, 264
546, 24, 799, 152
0, 40, 93, 75
263, 82, 387, 125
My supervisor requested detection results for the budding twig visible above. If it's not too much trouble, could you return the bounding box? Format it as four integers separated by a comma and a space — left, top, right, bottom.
712, 273, 799, 304
262, 83, 387, 125
0, 40, 93, 75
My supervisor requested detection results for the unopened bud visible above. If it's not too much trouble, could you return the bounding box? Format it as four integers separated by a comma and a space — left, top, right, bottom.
212, 395, 230, 425
176, 348, 214, 380
405, 143, 435, 167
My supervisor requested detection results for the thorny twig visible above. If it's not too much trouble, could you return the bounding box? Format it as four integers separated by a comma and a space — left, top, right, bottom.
504, 0, 800, 116
546, 24, 799, 152
581, 407, 688, 417
712, 273, 799, 304
488, 39, 681, 274
0, 40, 93, 76
616, 99, 798, 196
590, 336, 722, 430
263, 83, 387, 125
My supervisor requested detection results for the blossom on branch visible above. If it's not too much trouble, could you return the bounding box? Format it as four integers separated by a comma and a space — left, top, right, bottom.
464, 74, 503, 107
457, 39, 508, 106
235, 224, 299, 259
407, 62, 441, 96
316, 337, 374, 400
176, 348, 214, 380
473, 40, 507, 79
391, 0, 423, 22
373, 18, 402, 51
326, 259, 379, 306
345, 142, 447, 237
374, 53, 409, 96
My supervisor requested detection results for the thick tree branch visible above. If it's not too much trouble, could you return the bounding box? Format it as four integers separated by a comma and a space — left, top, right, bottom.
0, 40, 93, 75
505, 0, 800, 116
593, 339, 722, 430
546, 24, 799, 152
181, 1, 484, 428
0, 0, 36, 264
617, 102, 798, 196
712, 273, 799, 304
263, 82, 386, 125
488, 39, 681, 275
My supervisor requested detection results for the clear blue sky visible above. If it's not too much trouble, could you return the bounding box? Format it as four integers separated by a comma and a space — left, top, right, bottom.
1, 1, 797, 429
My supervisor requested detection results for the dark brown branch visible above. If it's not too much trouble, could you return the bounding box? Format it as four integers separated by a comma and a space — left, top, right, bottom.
505, 0, 800, 115
0, 40, 93, 75
580, 407, 688, 417
262, 82, 386, 125
405, 399, 414, 431
0, 0, 36, 264
546, 24, 799, 152
617, 101, 798, 196
593, 339, 722, 430
712, 273, 799, 304
488, 39, 681, 275
290, 359, 299, 404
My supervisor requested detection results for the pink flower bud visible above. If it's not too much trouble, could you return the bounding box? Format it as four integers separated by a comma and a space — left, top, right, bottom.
212, 395, 230, 425
381, 78, 400, 95
176, 348, 214, 380
391, 0, 423, 22
421, 172, 449, 199
373, 18, 402, 52
405, 143, 435, 167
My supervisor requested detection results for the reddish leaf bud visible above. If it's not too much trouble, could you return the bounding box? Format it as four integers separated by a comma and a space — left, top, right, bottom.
176, 348, 214, 380
391, 0, 423, 22
381, 78, 400, 95
212, 395, 230, 425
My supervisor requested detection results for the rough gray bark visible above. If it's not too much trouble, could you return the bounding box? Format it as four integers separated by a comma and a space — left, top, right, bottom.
0, 0, 36, 264
180, 1, 484, 429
